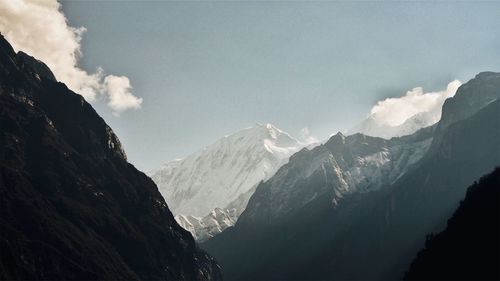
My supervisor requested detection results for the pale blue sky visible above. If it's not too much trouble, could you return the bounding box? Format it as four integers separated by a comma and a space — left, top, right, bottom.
61, 1, 500, 171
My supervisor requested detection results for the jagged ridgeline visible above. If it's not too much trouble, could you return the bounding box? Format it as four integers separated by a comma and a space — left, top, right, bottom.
0, 34, 221, 280
202, 72, 500, 280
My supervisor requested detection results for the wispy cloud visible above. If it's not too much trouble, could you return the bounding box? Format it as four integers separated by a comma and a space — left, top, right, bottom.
0, 0, 143, 114
300, 127, 319, 145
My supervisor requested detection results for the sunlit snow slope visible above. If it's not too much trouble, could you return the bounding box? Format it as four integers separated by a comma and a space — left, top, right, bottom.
150, 123, 309, 240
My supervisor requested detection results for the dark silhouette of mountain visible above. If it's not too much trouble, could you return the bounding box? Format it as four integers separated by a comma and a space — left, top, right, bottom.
404, 167, 500, 281
202, 73, 500, 280
0, 34, 221, 280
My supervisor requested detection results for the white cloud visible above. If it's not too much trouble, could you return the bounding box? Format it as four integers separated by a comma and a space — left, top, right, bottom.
0, 0, 143, 113
105, 75, 143, 115
370, 80, 461, 127
348, 80, 462, 139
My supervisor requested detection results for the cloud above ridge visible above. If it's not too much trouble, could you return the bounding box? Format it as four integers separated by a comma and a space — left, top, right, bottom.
300, 127, 319, 145
0, 0, 142, 114
349, 80, 462, 139
370, 80, 462, 127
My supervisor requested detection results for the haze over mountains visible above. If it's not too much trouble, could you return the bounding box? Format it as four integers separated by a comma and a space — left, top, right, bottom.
0, 18, 498, 281
202, 72, 500, 280
150, 80, 467, 241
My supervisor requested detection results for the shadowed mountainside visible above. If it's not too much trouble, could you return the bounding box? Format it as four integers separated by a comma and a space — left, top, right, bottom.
202, 72, 500, 280
405, 167, 500, 281
0, 34, 221, 280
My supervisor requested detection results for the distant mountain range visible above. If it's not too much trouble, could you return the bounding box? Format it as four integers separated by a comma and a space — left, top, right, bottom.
0, 34, 221, 280
151, 81, 470, 243
202, 72, 500, 280
1, 28, 498, 281
150, 123, 312, 241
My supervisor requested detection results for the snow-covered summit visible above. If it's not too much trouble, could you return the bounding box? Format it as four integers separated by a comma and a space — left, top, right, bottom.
150, 123, 308, 219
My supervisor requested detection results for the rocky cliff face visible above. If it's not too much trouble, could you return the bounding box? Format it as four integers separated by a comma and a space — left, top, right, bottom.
0, 34, 221, 280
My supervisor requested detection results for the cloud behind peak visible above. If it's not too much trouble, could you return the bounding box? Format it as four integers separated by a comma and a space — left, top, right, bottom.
349, 80, 461, 139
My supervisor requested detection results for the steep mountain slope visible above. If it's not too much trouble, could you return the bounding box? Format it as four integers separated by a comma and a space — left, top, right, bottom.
0, 34, 221, 280
150, 123, 308, 240
203, 72, 500, 280
239, 130, 433, 226
405, 167, 499, 281
435, 71, 500, 134
202, 128, 436, 279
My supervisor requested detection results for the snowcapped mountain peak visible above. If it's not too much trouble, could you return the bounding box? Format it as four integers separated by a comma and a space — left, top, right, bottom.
150, 123, 306, 219
242, 123, 295, 141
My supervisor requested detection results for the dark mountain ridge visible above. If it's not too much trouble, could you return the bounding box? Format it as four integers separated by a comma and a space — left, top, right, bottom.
405, 167, 499, 280
0, 34, 222, 280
